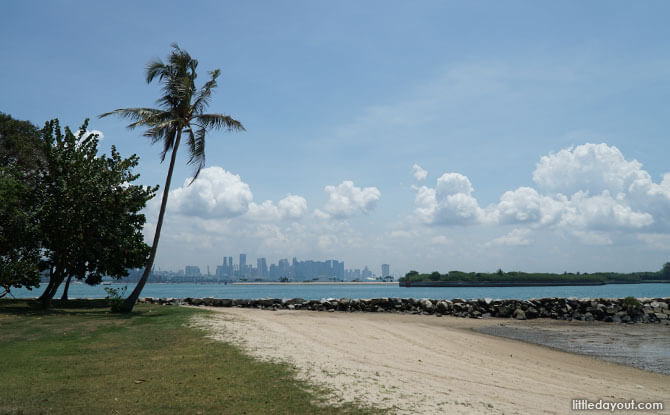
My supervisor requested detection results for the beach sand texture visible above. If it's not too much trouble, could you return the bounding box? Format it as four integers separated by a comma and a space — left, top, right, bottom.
191, 308, 669, 414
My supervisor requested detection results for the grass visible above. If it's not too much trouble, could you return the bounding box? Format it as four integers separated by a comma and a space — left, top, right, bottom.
0, 299, 383, 415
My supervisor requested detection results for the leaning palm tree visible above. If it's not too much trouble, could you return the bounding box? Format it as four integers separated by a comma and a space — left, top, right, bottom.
100, 44, 244, 312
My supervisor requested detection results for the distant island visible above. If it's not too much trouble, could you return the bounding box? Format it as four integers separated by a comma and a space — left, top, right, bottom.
399, 263, 670, 287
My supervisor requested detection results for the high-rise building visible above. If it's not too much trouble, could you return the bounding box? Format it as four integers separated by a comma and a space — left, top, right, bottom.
382, 264, 390, 277
239, 253, 247, 276
257, 257, 268, 278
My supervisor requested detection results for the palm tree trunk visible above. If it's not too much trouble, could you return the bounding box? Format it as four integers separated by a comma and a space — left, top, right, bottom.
121, 130, 183, 312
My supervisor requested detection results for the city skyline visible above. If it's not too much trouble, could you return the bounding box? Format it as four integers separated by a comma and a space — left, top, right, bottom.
150, 254, 393, 281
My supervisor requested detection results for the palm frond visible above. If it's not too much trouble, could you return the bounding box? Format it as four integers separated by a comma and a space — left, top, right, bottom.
98, 108, 162, 124
146, 59, 167, 83
192, 69, 220, 114
185, 127, 206, 183
196, 114, 245, 132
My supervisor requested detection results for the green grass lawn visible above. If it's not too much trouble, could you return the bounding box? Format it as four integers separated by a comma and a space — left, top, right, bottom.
0, 300, 382, 415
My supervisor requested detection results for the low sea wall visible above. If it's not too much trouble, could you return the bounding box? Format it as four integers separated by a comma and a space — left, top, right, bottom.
138, 296, 670, 324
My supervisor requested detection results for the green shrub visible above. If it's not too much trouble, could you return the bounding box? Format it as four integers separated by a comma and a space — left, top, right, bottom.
104, 286, 127, 313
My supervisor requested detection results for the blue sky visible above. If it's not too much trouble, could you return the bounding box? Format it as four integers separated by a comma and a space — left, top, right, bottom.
2, 1, 669, 275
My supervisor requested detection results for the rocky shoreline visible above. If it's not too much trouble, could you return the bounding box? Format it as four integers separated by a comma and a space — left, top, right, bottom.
139, 296, 670, 324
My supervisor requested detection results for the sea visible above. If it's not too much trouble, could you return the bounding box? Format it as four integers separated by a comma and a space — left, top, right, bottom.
9, 282, 670, 301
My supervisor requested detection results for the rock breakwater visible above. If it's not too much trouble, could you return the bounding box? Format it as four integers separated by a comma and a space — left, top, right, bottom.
139, 296, 670, 323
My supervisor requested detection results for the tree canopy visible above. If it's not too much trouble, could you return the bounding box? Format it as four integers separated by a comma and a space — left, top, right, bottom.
0, 114, 157, 303
36, 119, 157, 305
0, 165, 43, 297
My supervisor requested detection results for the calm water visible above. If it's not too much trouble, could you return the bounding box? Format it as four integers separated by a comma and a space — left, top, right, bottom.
10, 282, 670, 300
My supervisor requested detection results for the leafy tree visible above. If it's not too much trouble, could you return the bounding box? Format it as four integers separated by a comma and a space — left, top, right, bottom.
0, 166, 43, 297
0, 112, 44, 170
100, 44, 244, 312
36, 119, 157, 306
661, 262, 670, 279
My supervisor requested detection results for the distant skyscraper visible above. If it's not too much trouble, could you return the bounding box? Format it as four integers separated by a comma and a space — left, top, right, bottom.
239, 253, 247, 276
382, 264, 390, 277
257, 258, 268, 278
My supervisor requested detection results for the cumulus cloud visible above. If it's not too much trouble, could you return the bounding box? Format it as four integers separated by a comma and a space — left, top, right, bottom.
558, 191, 653, 230
413, 143, 670, 240
414, 173, 486, 225
533, 143, 648, 195
247, 194, 308, 221
165, 166, 307, 222
494, 187, 565, 226
322, 180, 381, 219
412, 164, 428, 181
168, 167, 253, 218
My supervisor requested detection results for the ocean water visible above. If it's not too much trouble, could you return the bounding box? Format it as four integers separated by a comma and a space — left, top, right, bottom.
9, 282, 670, 301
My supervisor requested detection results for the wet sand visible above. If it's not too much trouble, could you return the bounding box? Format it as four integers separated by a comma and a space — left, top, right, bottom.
191, 308, 669, 415
477, 319, 670, 375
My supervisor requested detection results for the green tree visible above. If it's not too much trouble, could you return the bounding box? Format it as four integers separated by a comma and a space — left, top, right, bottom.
0, 166, 43, 297
100, 44, 244, 312
36, 119, 156, 306
0, 112, 44, 170
661, 262, 670, 279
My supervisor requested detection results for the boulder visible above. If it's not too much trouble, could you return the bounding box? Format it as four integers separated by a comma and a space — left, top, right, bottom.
513, 309, 526, 320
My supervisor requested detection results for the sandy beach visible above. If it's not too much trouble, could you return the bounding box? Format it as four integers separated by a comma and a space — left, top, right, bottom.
191, 308, 669, 414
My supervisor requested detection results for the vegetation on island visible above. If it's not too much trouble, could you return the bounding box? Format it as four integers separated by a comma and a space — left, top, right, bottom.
399, 263, 670, 284
100, 43, 244, 312
0, 114, 157, 304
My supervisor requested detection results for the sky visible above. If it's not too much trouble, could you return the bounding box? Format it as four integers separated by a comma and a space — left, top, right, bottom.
2, 1, 669, 275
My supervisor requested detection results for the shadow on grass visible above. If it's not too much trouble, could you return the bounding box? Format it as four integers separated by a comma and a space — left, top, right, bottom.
0, 299, 181, 323
0, 298, 128, 318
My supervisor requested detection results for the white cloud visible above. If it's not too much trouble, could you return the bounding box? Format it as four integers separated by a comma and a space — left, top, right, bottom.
533, 143, 648, 195
165, 166, 307, 223
414, 143, 669, 243
414, 173, 486, 225
168, 167, 253, 218
412, 164, 428, 181
278, 194, 308, 219
322, 180, 381, 219
559, 190, 653, 230
494, 187, 565, 226
247, 194, 308, 222
485, 228, 532, 247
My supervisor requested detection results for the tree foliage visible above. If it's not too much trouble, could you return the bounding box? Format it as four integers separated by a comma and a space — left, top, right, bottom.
0, 166, 42, 297
21, 119, 158, 305
0, 112, 44, 170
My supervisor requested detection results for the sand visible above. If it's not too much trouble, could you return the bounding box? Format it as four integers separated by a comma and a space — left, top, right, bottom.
190, 308, 669, 414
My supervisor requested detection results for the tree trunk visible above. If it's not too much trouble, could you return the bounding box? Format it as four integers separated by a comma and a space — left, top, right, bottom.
121, 129, 183, 312
40, 267, 64, 308
60, 274, 73, 300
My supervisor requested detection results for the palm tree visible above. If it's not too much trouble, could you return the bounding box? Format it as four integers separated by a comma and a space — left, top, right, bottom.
100, 44, 244, 312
